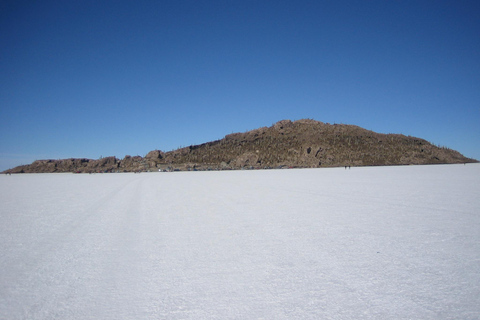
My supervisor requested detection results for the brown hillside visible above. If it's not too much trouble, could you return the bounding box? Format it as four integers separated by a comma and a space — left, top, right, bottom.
154, 119, 476, 170
3, 119, 477, 173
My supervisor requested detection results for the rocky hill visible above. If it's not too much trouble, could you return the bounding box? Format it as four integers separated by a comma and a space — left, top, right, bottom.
3, 119, 477, 173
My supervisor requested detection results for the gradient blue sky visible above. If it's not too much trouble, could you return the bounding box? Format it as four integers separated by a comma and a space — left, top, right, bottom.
1, 0, 479, 170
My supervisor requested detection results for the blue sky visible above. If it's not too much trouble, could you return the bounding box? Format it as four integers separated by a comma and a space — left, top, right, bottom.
1, 0, 479, 170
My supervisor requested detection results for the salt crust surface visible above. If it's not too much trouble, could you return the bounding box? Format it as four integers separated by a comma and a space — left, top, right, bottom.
1, 164, 479, 319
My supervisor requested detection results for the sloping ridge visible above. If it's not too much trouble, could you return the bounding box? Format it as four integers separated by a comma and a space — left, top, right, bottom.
4, 119, 477, 173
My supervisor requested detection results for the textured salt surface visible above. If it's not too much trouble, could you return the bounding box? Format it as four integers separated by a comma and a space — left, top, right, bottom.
1, 164, 479, 319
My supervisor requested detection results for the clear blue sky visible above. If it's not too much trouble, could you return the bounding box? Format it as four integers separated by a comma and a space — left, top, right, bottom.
1, 0, 479, 170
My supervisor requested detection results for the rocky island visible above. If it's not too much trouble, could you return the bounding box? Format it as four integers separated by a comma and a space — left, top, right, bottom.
3, 119, 477, 173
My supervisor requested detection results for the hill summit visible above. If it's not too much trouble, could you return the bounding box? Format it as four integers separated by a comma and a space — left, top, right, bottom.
4, 119, 477, 173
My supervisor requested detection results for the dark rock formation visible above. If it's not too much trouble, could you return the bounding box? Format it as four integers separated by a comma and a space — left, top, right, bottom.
3, 119, 477, 173
145, 150, 165, 168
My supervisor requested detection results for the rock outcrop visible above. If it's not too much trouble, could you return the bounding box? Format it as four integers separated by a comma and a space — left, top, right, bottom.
3, 119, 477, 173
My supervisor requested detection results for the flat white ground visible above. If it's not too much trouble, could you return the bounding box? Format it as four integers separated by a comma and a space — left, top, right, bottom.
1, 164, 479, 319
